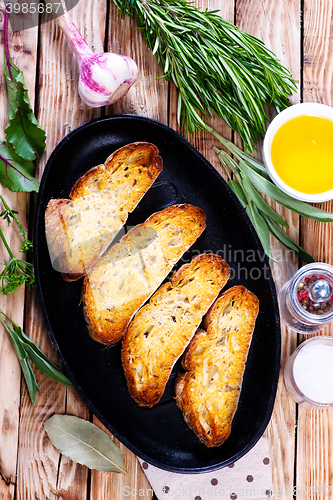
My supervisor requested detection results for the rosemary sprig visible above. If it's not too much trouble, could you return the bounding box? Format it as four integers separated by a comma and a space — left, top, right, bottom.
0, 310, 73, 405
0, 194, 35, 294
114, 0, 297, 150
207, 126, 333, 262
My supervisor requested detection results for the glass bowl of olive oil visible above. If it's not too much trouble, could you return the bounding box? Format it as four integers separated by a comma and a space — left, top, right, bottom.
263, 102, 333, 202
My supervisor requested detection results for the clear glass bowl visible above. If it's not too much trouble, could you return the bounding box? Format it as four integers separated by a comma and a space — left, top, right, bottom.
278, 263, 333, 334
284, 336, 333, 409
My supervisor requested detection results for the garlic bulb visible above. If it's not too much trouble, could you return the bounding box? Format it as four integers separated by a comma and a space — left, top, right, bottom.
56, 4, 138, 107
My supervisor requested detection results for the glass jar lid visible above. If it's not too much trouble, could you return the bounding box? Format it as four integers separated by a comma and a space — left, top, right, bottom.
289, 263, 333, 324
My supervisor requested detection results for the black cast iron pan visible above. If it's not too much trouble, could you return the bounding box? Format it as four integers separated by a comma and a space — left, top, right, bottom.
33, 114, 281, 473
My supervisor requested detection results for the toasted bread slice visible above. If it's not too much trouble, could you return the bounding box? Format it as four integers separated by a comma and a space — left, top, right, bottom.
45, 142, 162, 281
82, 204, 206, 345
122, 254, 231, 407
175, 286, 259, 447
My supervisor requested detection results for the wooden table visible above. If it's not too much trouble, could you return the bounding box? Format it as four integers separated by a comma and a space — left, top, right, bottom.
1, 0, 333, 498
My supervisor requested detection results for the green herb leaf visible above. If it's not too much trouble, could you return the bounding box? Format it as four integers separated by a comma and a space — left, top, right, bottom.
0, 315, 26, 360
208, 126, 271, 179
0, 196, 35, 294
22, 342, 73, 386
0, 142, 40, 193
20, 357, 41, 405
245, 202, 276, 262
4, 11, 46, 162
211, 133, 318, 262
114, 0, 296, 150
238, 162, 333, 222
0, 254, 35, 295
240, 174, 289, 227
0, 311, 73, 405
211, 131, 325, 262
4, 69, 46, 161
13, 323, 59, 371
0, 195, 33, 253
264, 215, 314, 263
229, 180, 247, 208
0, 314, 40, 405
0, 8, 44, 192
44, 415, 126, 473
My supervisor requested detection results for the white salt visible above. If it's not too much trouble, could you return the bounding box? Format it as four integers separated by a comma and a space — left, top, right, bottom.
293, 343, 333, 404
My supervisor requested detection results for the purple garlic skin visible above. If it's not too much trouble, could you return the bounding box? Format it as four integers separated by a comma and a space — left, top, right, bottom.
56, 6, 138, 108
79, 53, 138, 107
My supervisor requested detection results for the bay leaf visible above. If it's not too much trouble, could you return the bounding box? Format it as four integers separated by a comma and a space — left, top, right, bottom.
44, 415, 126, 473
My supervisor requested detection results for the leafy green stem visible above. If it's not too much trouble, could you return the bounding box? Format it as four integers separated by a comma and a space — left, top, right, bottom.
113, 0, 296, 150
209, 127, 326, 263
0, 8, 45, 192
0, 310, 73, 405
0, 195, 34, 294
3, 4, 13, 80
0, 227, 15, 260
0, 194, 32, 251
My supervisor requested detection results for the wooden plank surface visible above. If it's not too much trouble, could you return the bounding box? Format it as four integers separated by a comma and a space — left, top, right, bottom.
14, 1, 104, 498
91, 1, 169, 497
235, 2, 301, 499
297, 1, 333, 498
1, 0, 333, 498
0, 7, 38, 499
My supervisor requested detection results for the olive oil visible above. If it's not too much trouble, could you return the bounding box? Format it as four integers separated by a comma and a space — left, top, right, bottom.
271, 115, 333, 194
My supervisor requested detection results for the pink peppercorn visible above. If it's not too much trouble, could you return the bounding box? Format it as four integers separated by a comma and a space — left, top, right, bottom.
298, 290, 309, 300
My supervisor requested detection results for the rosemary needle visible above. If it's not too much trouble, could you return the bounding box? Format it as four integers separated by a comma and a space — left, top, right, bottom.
114, 0, 297, 150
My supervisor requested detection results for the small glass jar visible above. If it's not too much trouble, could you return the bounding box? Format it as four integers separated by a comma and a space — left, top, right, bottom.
284, 336, 333, 409
278, 263, 333, 334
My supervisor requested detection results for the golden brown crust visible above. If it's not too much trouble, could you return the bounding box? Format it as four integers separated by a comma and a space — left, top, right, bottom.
122, 254, 230, 407
45, 142, 163, 281
175, 286, 259, 447
82, 204, 206, 345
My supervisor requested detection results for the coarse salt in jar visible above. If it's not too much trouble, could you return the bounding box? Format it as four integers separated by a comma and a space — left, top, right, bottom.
284, 336, 333, 408
278, 263, 333, 334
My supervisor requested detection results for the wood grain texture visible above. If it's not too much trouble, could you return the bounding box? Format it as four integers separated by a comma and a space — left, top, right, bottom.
169, 0, 235, 181
297, 408, 333, 497
91, 420, 153, 500
0, 9, 38, 499
236, 1, 301, 498
2, 0, 333, 498
303, 0, 333, 106
14, 0, 104, 498
297, 1, 333, 498
109, 1, 168, 120
91, 2, 170, 499
16, 291, 90, 500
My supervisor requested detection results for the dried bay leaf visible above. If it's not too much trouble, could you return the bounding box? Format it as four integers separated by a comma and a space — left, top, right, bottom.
44, 415, 126, 473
